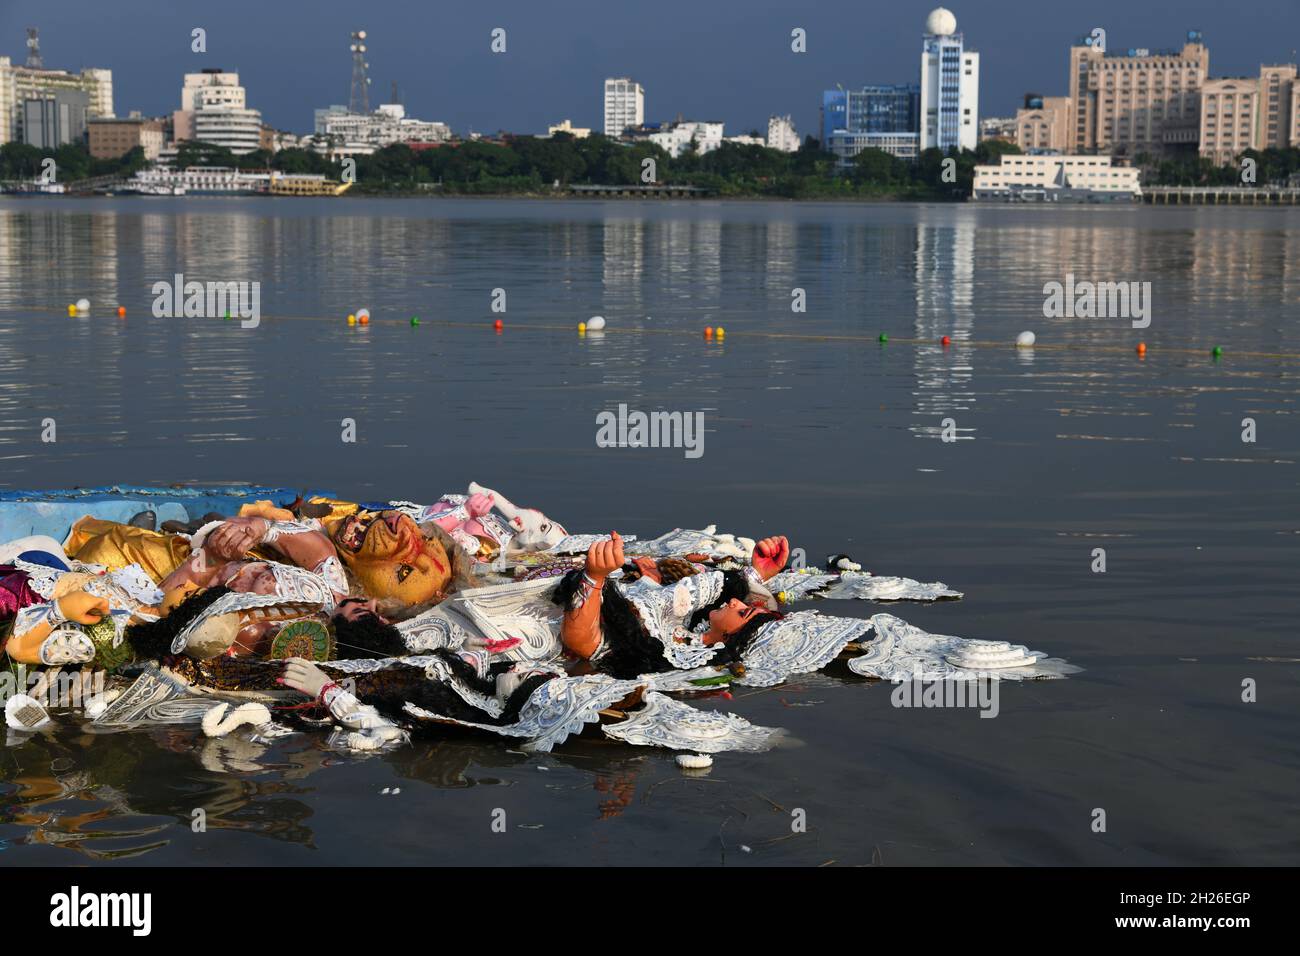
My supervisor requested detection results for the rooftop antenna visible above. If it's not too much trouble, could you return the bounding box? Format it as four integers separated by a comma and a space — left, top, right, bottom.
391, 80, 399, 105
349, 30, 370, 114
25, 27, 42, 69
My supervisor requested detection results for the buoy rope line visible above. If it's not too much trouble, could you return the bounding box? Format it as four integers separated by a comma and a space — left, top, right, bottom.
12, 305, 1300, 361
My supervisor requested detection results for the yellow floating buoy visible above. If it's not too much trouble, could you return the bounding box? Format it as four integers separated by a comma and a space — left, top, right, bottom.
347, 314, 356, 325
578, 322, 586, 333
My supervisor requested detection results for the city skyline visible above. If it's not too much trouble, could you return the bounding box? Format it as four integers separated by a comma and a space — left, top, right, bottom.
2, 0, 1297, 142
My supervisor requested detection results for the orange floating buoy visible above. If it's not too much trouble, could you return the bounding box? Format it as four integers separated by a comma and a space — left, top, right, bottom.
358, 314, 369, 326
704, 326, 714, 338
494, 319, 503, 331
941, 335, 950, 346
1136, 342, 1147, 355
116, 306, 126, 318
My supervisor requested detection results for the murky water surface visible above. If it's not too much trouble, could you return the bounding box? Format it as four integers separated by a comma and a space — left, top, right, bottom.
1, 198, 1296, 865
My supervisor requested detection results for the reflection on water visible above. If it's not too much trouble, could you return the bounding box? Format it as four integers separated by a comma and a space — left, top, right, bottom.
1, 198, 1298, 865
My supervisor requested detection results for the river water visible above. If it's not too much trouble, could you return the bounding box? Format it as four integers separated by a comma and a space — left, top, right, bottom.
0, 197, 1296, 865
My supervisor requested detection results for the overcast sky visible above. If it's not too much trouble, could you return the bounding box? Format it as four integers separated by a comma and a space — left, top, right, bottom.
3, 0, 1297, 139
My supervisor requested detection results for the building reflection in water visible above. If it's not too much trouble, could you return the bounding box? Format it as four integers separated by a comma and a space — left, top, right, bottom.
912, 209, 976, 440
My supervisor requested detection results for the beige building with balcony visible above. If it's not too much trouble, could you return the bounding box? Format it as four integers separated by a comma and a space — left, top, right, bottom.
1015, 96, 1071, 152
1199, 78, 1259, 166
1069, 34, 1208, 159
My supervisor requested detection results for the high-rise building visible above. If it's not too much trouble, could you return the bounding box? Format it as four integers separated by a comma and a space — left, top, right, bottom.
1068, 31, 1208, 159
822, 85, 920, 163
173, 69, 262, 154
603, 77, 644, 137
1015, 94, 1072, 152
0, 54, 113, 145
22, 89, 88, 148
919, 8, 980, 152
767, 114, 799, 152
1257, 65, 1296, 150
1198, 77, 1258, 166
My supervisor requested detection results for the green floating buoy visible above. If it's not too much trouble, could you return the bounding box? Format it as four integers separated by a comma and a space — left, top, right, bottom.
410, 316, 420, 327
878, 333, 889, 343
224, 309, 231, 321
1212, 346, 1223, 357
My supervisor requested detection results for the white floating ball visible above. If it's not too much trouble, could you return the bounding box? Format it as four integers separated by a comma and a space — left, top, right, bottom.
75, 298, 90, 312
1016, 331, 1036, 347
586, 315, 606, 331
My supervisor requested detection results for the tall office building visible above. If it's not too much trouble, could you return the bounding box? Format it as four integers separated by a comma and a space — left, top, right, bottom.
1068, 31, 1208, 158
603, 77, 644, 137
0, 54, 113, 145
821, 85, 921, 162
21, 89, 88, 148
919, 8, 980, 152
174, 69, 262, 154
1257, 65, 1296, 150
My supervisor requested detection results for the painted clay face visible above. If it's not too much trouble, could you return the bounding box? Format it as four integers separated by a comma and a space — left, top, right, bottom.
332, 510, 451, 605
508, 512, 567, 550
707, 598, 763, 641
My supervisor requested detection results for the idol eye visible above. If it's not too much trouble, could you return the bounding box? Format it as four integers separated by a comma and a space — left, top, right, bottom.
540, 523, 550, 532
396, 564, 413, 583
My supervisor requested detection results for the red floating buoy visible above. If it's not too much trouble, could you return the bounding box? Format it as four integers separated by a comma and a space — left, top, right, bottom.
494, 319, 503, 331
941, 335, 951, 346
1136, 342, 1147, 355
116, 306, 126, 318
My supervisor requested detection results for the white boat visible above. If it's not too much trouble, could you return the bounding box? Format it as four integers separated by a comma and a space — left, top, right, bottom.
124, 166, 269, 196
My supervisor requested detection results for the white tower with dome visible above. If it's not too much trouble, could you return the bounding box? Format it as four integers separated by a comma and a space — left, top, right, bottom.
919, 7, 980, 152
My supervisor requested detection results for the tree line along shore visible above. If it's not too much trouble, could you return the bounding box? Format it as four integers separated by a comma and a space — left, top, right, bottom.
5, 133, 1300, 200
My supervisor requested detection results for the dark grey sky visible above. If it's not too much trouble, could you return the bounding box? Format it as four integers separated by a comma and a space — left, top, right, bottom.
3, 0, 1297, 139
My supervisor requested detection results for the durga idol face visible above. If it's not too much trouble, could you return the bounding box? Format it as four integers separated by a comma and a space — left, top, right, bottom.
332, 510, 451, 606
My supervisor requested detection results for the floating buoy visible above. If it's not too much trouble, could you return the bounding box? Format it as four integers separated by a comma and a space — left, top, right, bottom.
116, 306, 126, 318
586, 315, 606, 331
224, 310, 231, 321
359, 314, 369, 326
704, 326, 713, 338
1212, 346, 1223, 357
494, 318, 503, 331
410, 316, 420, 327
941, 335, 951, 346
878, 333, 888, 343
577, 322, 586, 333
1136, 342, 1146, 355
75, 298, 90, 312
67, 304, 76, 316
347, 313, 356, 325
715, 326, 725, 339
1016, 331, 1036, 347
